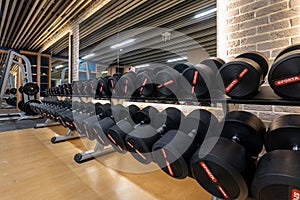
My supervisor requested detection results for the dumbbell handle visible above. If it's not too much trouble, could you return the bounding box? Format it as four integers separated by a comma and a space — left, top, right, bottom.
157, 124, 167, 135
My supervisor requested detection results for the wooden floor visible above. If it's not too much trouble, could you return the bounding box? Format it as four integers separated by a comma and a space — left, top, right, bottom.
0, 125, 211, 200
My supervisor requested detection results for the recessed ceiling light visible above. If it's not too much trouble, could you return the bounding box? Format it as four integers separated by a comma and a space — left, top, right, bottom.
167, 57, 188, 63
111, 39, 136, 49
82, 53, 95, 59
135, 64, 150, 69
194, 7, 217, 19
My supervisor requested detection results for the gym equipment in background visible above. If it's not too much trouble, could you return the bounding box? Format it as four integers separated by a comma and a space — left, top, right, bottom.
252, 115, 300, 200
219, 52, 269, 99
0, 50, 41, 120
269, 44, 300, 99
190, 111, 266, 200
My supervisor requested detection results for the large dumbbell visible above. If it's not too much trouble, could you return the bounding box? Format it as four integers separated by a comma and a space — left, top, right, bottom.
90, 104, 125, 145
115, 71, 137, 97
181, 57, 225, 98
190, 111, 266, 200
81, 103, 112, 140
269, 44, 300, 99
96, 77, 109, 97
107, 74, 121, 95
136, 70, 156, 97
181, 64, 214, 98
156, 63, 193, 97
152, 109, 218, 179
56, 101, 82, 131
72, 102, 96, 135
125, 107, 184, 164
219, 52, 269, 99
106, 106, 158, 154
252, 115, 300, 200
135, 67, 164, 97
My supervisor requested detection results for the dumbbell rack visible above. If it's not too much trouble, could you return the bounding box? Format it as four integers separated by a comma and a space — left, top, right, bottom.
103, 85, 300, 200
43, 85, 300, 200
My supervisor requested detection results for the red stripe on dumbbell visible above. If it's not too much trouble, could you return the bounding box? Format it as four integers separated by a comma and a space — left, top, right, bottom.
239, 68, 249, 78
225, 79, 239, 93
217, 185, 229, 199
157, 80, 174, 89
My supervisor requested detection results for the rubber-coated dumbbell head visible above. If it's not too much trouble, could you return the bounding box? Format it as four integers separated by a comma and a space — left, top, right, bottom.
156, 67, 182, 97
115, 71, 137, 97
269, 45, 300, 99
190, 111, 265, 200
265, 114, 300, 152
251, 150, 300, 200
220, 111, 266, 157
219, 52, 269, 99
92, 104, 124, 145
107, 76, 118, 95
190, 137, 256, 200
251, 114, 300, 200
136, 70, 156, 97
236, 52, 269, 79
181, 64, 214, 98
126, 107, 183, 164
152, 109, 218, 179
96, 77, 109, 96
106, 106, 155, 154
117, 104, 140, 124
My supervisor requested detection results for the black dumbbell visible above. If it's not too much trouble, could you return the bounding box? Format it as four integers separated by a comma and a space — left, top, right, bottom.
152, 109, 218, 179
106, 106, 158, 154
96, 77, 109, 97
73, 102, 96, 135
269, 44, 300, 99
125, 107, 184, 164
219, 52, 269, 99
136, 70, 156, 97
90, 104, 125, 145
156, 63, 193, 97
107, 74, 120, 95
136, 67, 164, 97
81, 103, 112, 140
115, 71, 137, 97
252, 114, 300, 200
181, 64, 214, 98
190, 111, 266, 200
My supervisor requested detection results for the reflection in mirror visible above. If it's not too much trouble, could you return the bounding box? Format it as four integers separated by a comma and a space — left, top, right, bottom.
78, 0, 217, 78
42, 34, 69, 87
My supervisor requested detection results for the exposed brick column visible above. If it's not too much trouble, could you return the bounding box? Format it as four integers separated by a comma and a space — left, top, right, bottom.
217, 0, 300, 125
71, 23, 80, 81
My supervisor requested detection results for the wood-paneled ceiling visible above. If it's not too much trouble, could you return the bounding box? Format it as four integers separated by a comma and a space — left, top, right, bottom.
46, 0, 217, 68
0, 0, 217, 70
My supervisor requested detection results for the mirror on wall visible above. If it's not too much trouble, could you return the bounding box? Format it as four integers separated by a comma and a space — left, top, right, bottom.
42, 34, 70, 87
78, 0, 217, 76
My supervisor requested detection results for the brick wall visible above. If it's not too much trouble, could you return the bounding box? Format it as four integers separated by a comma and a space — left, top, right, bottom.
217, 0, 300, 125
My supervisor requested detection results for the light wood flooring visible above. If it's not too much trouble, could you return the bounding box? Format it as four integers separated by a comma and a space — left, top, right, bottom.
0, 125, 211, 200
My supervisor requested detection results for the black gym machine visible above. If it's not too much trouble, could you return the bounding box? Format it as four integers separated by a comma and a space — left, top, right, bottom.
0, 50, 40, 121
